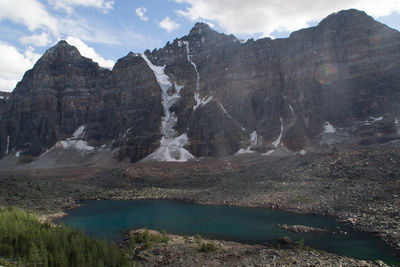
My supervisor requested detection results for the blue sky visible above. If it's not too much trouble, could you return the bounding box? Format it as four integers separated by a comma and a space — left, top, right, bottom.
0, 0, 399, 92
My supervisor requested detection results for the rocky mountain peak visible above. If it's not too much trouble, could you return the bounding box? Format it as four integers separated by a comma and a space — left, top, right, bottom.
40, 40, 82, 63
318, 9, 374, 28
188, 22, 214, 37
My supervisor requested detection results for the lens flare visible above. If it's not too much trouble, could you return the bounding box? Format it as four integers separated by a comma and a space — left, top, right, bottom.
315, 63, 338, 85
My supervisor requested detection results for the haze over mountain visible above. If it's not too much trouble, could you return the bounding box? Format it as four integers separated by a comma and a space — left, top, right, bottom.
0, 9, 399, 166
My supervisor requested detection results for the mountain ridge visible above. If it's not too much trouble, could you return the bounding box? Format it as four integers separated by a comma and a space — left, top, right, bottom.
1, 9, 400, 165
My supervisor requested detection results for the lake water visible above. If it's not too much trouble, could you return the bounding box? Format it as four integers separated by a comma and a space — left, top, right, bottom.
57, 200, 400, 265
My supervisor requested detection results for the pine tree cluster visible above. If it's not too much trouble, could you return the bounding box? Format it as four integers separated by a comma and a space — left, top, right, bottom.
0, 207, 130, 266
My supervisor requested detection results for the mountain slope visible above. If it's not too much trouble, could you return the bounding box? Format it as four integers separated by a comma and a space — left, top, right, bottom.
1, 9, 400, 164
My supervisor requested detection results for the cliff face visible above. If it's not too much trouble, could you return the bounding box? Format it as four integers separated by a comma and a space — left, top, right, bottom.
0, 43, 162, 161
1, 9, 400, 163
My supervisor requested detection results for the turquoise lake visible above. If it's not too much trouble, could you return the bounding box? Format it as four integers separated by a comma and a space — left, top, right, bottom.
57, 200, 400, 265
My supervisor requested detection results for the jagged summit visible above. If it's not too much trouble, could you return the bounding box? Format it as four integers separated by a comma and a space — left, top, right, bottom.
188, 22, 216, 37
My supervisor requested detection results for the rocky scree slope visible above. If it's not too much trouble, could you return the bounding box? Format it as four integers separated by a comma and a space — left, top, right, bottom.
0, 9, 400, 163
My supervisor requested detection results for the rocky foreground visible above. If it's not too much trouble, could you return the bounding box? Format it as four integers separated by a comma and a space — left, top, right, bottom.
0, 147, 399, 265
119, 229, 388, 267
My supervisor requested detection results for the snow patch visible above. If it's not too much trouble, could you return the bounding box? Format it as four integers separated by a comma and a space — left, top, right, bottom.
193, 95, 213, 110
123, 128, 131, 139
370, 116, 383, 122
272, 118, 283, 147
236, 148, 255, 155
289, 104, 294, 115
146, 134, 194, 162
141, 54, 194, 162
174, 83, 184, 93
72, 125, 85, 139
56, 140, 95, 151
396, 118, 400, 135
235, 131, 261, 155
361, 116, 384, 125
263, 150, 275, 156
0, 96, 4, 99
250, 131, 260, 146
323, 122, 336, 133
5, 135, 9, 155
183, 41, 211, 110
299, 149, 306, 155
45, 125, 95, 153
218, 103, 232, 119
16, 151, 21, 157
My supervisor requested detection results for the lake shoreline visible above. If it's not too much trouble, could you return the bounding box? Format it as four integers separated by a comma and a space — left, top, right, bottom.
117, 228, 390, 266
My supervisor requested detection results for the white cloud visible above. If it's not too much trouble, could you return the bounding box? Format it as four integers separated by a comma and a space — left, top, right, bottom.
65, 36, 115, 69
19, 32, 52, 47
0, 0, 119, 45
0, 42, 41, 92
175, 0, 400, 37
136, 7, 148, 21
0, 0, 58, 34
48, 0, 114, 14
59, 17, 120, 45
0, 78, 19, 93
159, 16, 180, 33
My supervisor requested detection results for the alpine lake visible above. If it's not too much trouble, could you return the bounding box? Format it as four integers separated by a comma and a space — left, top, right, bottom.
57, 200, 400, 265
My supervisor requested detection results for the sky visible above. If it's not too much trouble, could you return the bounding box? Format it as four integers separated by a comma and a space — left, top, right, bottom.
0, 0, 400, 93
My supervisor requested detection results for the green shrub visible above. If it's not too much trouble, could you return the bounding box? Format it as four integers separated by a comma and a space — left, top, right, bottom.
200, 241, 219, 253
298, 238, 305, 250
194, 234, 202, 246
161, 230, 170, 243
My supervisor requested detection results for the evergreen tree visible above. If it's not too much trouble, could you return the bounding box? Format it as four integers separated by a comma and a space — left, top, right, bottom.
28, 242, 40, 267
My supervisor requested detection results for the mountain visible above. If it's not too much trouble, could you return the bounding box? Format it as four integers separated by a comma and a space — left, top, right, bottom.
1, 9, 400, 165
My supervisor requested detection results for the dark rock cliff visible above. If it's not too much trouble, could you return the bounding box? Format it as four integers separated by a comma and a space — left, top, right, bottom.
1, 9, 399, 162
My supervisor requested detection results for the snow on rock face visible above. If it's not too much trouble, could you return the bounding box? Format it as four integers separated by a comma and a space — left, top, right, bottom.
43, 125, 95, 154
360, 116, 384, 125
56, 125, 94, 152
250, 131, 260, 146
235, 131, 261, 155
218, 103, 232, 119
5, 135, 9, 155
183, 41, 212, 110
236, 148, 255, 155
299, 149, 306, 155
145, 134, 194, 162
289, 104, 294, 115
56, 140, 95, 151
194, 95, 213, 110
272, 118, 283, 147
72, 125, 85, 139
263, 150, 275, 156
323, 122, 336, 133
395, 119, 400, 135
370, 116, 383, 122
141, 54, 194, 162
